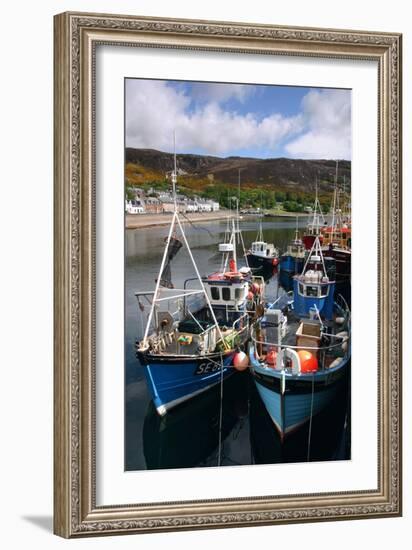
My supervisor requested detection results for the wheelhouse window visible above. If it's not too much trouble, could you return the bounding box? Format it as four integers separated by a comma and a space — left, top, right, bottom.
234, 287, 243, 301
298, 283, 330, 298
305, 285, 319, 297
319, 284, 330, 298
210, 287, 220, 300
222, 287, 231, 301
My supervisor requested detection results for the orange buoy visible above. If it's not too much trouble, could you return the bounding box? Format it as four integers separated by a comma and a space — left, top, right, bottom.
272, 258, 279, 266
233, 351, 249, 371
297, 350, 318, 373
266, 349, 277, 368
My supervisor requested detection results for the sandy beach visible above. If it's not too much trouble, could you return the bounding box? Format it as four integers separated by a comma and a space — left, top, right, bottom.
126, 211, 231, 229
126, 210, 308, 229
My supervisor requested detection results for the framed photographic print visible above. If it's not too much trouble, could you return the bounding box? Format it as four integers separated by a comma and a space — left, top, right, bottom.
54, 12, 402, 537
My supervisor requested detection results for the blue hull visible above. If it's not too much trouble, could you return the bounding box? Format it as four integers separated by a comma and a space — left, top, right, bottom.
138, 351, 235, 414
252, 359, 349, 439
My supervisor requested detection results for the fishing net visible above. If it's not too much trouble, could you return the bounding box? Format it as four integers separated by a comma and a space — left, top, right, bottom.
157, 236, 183, 288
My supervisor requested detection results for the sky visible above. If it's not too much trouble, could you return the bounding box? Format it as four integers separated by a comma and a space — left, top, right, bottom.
125, 79, 351, 160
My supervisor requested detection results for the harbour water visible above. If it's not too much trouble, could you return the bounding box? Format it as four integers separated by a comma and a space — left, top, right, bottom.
125, 217, 350, 471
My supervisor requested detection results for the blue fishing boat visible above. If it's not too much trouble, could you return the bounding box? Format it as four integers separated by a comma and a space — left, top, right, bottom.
136, 144, 264, 416
249, 236, 351, 441
279, 218, 306, 281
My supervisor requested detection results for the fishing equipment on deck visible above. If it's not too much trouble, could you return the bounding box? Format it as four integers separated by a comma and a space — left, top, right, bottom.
177, 334, 193, 345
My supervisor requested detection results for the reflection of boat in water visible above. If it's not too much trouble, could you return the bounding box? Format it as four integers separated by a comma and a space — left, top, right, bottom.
249, 368, 350, 463
247, 221, 279, 270
135, 144, 264, 416
249, 237, 351, 441
143, 371, 249, 469
249, 261, 278, 283
279, 218, 306, 277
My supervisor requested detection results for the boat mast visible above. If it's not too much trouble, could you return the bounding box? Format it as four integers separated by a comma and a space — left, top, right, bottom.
309, 176, 324, 235
235, 170, 249, 267
142, 133, 228, 350
301, 235, 327, 276
172, 130, 177, 209
142, 209, 178, 346
331, 160, 339, 234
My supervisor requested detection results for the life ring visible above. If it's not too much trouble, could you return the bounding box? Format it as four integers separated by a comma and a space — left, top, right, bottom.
275, 347, 301, 374
224, 271, 242, 281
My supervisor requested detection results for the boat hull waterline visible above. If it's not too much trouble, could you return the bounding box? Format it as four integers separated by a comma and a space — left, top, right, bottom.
138, 350, 236, 415
250, 350, 349, 440
247, 253, 278, 270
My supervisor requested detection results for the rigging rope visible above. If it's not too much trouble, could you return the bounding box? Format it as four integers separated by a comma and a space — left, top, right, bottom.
217, 352, 224, 467
307, 373, 315, 462
180, 212, 214, 238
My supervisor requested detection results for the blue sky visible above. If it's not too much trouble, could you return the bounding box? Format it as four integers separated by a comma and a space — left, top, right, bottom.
126, 79, 351, 160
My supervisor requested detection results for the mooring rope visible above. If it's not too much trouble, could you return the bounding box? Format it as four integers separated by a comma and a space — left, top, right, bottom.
180, 212, 214, 238
307, 373, 315, 462
217, 352, 225, 467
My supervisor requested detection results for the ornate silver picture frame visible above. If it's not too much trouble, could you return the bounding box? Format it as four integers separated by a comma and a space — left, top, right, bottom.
54, 11, 402, 537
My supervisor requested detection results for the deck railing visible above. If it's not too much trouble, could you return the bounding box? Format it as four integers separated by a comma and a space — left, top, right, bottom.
251, 324, 350, 371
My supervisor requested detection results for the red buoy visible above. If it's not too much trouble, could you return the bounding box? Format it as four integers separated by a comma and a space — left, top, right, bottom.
266, 349, 277, 368
233, 351, 249, 371
297, 350, 318, 373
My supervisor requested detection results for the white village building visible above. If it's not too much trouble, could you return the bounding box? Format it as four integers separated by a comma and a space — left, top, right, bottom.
125, 199, 145, 214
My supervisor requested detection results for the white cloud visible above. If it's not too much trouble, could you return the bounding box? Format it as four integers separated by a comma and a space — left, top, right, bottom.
285, 89, 351, 159
190, 83, 254, 104
125, 79, 303, 156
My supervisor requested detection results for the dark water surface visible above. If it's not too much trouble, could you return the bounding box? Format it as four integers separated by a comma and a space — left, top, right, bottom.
125, 217, 350, 471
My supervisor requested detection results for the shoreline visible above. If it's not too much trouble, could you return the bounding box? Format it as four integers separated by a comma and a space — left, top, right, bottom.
126, 210, 309, 229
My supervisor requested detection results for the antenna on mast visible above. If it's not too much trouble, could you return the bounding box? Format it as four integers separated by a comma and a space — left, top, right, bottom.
172, 130, 177, 208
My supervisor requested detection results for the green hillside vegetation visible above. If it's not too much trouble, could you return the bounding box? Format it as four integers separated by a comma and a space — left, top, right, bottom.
125, 161, 333, 213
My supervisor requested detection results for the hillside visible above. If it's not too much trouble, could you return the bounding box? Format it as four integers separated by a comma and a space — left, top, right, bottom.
125, 148, 351, 195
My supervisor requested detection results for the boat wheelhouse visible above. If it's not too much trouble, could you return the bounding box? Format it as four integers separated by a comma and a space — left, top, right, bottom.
246, 222, 279, 269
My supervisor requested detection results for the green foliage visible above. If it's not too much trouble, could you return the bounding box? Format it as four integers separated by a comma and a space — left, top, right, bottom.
283, 200, 305, 213
125, 187, 135, 200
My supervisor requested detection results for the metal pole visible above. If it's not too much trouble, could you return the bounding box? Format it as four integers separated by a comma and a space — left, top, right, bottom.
142, 210, 177, 346
176, 214, 228, 349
